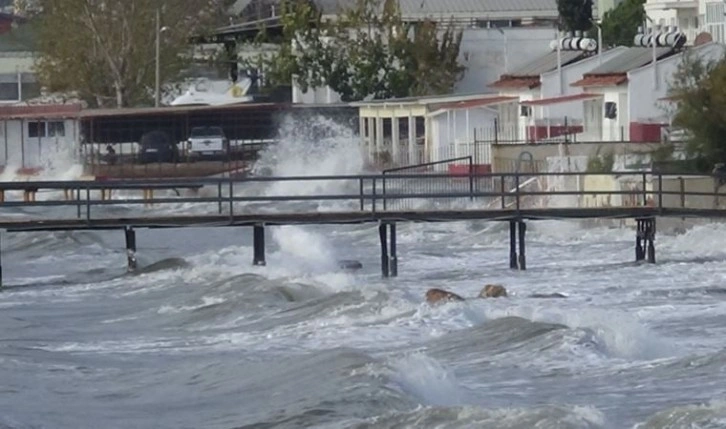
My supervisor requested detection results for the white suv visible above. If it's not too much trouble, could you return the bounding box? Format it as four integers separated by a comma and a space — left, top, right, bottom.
187, 126, 229, 160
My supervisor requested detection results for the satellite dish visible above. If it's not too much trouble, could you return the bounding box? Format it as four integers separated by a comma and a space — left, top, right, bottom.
694, 32, 713, 46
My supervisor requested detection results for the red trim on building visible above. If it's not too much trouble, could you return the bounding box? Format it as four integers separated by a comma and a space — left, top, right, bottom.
0, 104, 84, 119
521, 93, 602, 106
488, 77, 541, 89
432, 96, 518, 111
571, 74, 628, 87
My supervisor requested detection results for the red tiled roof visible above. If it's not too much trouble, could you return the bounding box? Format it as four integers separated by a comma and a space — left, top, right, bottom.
431, 96, 518, 112
0, 104, 84, 119
488, 77, 541, 89
521, 93, 603, 106
571, 74, 628, 87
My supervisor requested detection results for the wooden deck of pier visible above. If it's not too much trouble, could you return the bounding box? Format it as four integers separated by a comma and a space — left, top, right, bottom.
1, 171, 725, 281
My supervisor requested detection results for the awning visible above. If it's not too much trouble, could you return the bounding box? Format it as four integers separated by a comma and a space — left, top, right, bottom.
521, 93, 603, 106
428, 96, 518, 116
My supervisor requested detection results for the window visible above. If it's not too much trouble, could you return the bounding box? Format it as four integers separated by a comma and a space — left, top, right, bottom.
28, 122, 46, 138
48, 121, 65, 137
0, 74, 19, 101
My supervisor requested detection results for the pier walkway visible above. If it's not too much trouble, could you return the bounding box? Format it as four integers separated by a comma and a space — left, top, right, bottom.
1, 171, 725, 282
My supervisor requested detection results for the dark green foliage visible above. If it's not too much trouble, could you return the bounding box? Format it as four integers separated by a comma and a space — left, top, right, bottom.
245, 0, 464, 101
557, 0, 593, 33
667, 51, 726, 169
600, 0, 646, 48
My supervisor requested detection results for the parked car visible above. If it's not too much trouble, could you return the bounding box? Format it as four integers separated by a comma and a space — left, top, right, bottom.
138, 130, 179, 164
186, 126, 229, 160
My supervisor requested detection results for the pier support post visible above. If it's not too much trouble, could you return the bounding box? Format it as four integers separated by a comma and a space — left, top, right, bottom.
390, 223, 398, 277
518, 221, 527, 270
253, 224, 266, 266
0, 231, 3, 288
635, 218, 656, 263
378, 223, 398, 278
635, 221, 645, 262
509, 221, 518, 269
379, 223, 389, 277
124, 226, 137, 272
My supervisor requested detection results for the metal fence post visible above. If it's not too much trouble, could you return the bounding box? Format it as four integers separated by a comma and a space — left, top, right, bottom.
382, 173, 387, 211
515, 173, 520, 212
359, 177, 364, 211
218, 181, 223, 214
228, 179, 234, 220
500, 173, 506, 209
658, 173, 663, 210
642, 172, 648, 206
468, 155, 474, 201
86, 185, 91, 221
372, 178, 377, 213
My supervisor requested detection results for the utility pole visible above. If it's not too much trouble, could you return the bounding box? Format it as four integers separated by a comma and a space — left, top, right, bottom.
155, 6, 161, 107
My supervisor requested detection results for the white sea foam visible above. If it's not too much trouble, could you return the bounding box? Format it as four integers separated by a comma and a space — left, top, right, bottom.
387, 353, 464, 406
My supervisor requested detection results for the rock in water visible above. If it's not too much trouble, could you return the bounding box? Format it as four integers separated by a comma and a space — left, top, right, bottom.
337, 260, 363, 271
425, 288, 465, 304
479, 284, 508, 298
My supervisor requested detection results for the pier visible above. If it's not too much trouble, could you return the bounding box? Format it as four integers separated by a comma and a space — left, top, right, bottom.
1, 171, 726, 285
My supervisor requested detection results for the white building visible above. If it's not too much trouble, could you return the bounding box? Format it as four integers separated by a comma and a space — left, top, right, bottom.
0, 14, 38, 104
290, 0, 560, 104
353, 93, 519, 169
489, 48, 597, 141
568, 42, 725, 141
0, 104, 81, 172
643, 0, 726, 44
645, 0, 701, 44
701, 0, 726, 43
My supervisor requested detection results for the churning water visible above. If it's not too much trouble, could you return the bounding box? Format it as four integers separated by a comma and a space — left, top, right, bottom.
1, 115, 726, 429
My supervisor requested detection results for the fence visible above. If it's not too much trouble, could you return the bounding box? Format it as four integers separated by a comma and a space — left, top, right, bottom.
381, 156, 494, 211
3, 172, 726, 225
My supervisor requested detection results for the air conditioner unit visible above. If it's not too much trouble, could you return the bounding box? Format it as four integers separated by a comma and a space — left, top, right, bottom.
604, 101, 617, 119
520, 105, 532, 117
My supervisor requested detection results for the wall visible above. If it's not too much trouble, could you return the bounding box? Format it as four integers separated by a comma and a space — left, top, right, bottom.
537, 47, 628, 124
430, 107, 496, 163
0, 117, 79, 168
628, 43, 725, 123
581, 174, 623, 208
595, 85, 629, 141
292, 84, 342, 104
491, 141, 661, 172
457, 27, 554, 94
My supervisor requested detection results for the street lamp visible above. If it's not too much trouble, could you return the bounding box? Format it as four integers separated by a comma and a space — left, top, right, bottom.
496, 26, 508, 74
154, 7, 169, 108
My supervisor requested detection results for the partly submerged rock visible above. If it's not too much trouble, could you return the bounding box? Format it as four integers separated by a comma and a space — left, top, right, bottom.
337, 260, 363, 271
425, 288, 465, 304
479, 284, 508, 298
529, 292, 568, 299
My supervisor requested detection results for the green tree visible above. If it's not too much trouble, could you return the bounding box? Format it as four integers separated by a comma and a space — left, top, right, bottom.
34, 0, 228, 108
667, 51, 726, 168
244, 0, 464, 101
557, 0, 593, 33
600, 0, 645, 48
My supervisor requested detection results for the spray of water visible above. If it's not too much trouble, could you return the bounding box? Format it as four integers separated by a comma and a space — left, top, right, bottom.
1, 137, 83, 182
252, 113, 364, 197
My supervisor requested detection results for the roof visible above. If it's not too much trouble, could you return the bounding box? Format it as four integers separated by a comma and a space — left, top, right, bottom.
0, 104, 83, 120
584, 46, 674, 75
521, 93, 602, 106
488, 50, 587, 88
352, 92, 503, 107
0, 20, 35, 52
229, 0, 559, 20
79, 102, 284, 119
571, 74, 628, 87
398, 0, 558, 15
430, 96, 518, 112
